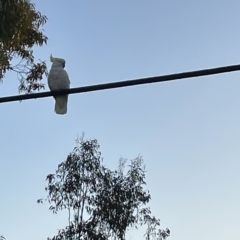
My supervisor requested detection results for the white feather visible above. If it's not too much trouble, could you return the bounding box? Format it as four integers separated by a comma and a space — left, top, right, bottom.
54, 95, 68, 114
48, 56, 70, 115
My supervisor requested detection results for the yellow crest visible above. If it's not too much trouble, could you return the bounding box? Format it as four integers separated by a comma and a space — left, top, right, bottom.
50, 54, 55, 62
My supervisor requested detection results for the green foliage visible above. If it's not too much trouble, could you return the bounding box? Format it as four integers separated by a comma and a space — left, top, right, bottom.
38, 136, 170, 240
0, 0, 48, 93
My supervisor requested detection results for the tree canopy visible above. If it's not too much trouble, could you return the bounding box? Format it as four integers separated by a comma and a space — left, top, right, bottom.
38, 136, 170, 240
0, 0, 48, 93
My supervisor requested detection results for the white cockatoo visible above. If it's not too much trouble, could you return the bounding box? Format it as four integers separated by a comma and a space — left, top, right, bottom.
48, 54, 70, 115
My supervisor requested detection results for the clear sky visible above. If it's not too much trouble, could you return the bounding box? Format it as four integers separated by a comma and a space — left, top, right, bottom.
0, 1, 240, 239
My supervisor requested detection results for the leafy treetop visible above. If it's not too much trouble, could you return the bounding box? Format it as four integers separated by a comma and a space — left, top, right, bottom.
0, 0, 48, 93
37, 136, 170, 240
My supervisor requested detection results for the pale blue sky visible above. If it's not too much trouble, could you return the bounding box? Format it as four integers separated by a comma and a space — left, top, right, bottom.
0, 1, 240, 239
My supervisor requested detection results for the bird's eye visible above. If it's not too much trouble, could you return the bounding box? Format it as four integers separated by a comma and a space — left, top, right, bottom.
62, 62, 65, 68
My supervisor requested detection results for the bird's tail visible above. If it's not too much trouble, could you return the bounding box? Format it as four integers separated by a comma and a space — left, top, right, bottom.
54, 95, 68, 115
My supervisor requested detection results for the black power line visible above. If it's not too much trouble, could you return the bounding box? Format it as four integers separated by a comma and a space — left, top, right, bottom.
0, 63, 240, 104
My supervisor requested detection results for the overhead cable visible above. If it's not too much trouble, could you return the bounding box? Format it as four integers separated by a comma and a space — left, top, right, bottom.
0, 63, 240, 104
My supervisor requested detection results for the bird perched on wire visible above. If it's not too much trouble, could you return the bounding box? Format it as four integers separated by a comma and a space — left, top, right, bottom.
48, 54, 70, 115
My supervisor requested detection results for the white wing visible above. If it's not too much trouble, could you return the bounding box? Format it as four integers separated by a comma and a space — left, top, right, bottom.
48, 68, 70, 115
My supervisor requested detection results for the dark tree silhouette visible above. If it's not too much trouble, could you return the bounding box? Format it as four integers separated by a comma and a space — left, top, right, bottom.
0, 0, 48, 93
38, 136, 170, 240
